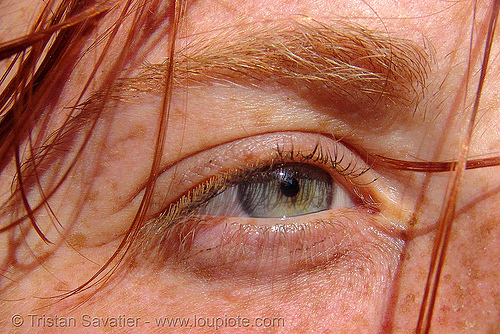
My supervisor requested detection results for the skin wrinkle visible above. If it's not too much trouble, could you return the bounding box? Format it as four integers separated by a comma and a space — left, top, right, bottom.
0, 20, 434, 232
1, 0, 500, 333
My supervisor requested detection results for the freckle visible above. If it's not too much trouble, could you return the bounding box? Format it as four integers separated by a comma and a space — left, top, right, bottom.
110, 181, 118, 191
404, 292, 415, 304
493, 292, 500, 311
402, 293, 416, 313
217, 288, 241, 303
478, 223, 493, 239
158, 283, 179, 300
68, 233, 88, 248
439, 304, 452, 328
55, 280, 70, 291
443, 273, 452, 283
128, 257, 139, 270
170, 107, 187, 120
251, 105, 273, 127
104, 123, 149, 162
86, 190, 99, 202
241, 151, 258, 165
124, 123, 147, 140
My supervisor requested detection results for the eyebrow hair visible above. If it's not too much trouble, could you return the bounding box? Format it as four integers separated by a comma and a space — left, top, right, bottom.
115, 19, 430, 121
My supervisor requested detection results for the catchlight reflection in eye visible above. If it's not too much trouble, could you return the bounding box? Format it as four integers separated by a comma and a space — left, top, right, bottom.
200, 163, 355, 219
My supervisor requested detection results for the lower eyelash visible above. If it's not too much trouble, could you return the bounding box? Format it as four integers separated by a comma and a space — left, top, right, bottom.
131, 138, 388, 278
140, 207, 402, 280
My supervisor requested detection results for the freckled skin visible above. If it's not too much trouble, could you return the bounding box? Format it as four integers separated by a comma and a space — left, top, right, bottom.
1, 0, 500, 333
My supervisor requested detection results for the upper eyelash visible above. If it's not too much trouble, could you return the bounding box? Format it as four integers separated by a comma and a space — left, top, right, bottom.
155, 142, 375, 229
274, 142, 371, 179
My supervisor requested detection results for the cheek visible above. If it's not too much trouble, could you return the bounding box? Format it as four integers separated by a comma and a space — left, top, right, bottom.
0, 230, 401, 333
440, 212, 500, 331
67, 253, 402, 334
389, 188, 500, 333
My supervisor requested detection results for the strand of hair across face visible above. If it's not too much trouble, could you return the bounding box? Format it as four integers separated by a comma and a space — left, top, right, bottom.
416, 1, 500, 333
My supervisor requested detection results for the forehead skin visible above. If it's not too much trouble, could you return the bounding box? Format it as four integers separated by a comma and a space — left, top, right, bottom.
0, 0, 500, 333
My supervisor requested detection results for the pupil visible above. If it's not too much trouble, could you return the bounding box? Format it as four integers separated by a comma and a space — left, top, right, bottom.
280, 177, 300, 197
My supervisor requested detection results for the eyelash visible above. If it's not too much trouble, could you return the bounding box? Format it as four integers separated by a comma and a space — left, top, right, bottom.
133, 134, 397, 278
160, 142, 375, 226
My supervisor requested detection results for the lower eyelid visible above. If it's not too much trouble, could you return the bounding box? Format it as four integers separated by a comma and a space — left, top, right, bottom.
145, 208, 404, 279
135, 131, 408, 277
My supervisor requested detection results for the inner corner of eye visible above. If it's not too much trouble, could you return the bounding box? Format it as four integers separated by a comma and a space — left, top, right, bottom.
196, 163, 358, 219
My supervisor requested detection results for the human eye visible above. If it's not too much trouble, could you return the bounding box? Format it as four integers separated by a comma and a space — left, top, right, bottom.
137, 132, 403, 279
199, 161, 355, 219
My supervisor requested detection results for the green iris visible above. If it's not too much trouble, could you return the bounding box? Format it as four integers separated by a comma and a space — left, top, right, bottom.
236, 163, 334, 218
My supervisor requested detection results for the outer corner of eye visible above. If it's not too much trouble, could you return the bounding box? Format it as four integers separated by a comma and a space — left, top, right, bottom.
365, 176, 413, 227
144, 133, 409, 279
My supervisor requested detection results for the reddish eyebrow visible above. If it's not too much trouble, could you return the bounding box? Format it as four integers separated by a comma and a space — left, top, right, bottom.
114, 19, 430, 127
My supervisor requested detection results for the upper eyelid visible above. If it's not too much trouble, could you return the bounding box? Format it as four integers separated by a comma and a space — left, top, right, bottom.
142, 132, 381, 227
61, 20, 432, 204
133, 132, 407, 278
